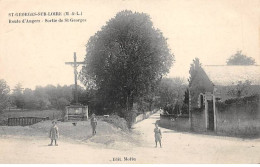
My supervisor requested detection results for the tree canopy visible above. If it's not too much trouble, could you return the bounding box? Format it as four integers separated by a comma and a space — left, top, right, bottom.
10, 84, 75, 110
156, 77, 186, 115
80, 10, 174, 113
0, 81, 92, 111
0, 79, 10, 112
227, 80, 252, 98
226, 50, 256, 65
156, 77, 186, 107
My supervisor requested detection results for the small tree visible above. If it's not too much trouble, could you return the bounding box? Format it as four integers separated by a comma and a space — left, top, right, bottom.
226, 50, 256, 65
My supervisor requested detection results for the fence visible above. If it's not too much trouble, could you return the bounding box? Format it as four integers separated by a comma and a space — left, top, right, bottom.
8, 117, 49, 126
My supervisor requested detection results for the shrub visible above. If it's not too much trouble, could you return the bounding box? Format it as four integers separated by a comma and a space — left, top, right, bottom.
216, 94, 259, 113
224, 94, 259, 104
118, 109, 137, 128
181, 104, 189, 115
102, 115, 129, 132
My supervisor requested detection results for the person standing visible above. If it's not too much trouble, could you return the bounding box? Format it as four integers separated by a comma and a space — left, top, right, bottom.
154, 123, 162, 148
91, 113, 97, 135
49, 120, 59, 146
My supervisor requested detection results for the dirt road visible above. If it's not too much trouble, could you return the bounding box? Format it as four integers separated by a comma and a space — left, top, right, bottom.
131, 113, 260, 163
0, 112, 259, 163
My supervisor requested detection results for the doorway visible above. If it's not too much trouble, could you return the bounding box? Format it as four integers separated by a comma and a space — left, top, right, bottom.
207, 100, 214, 131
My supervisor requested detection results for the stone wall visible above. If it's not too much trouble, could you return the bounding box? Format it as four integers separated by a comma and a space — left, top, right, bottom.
159, 114, 190, 131
216, 101, 260, 137
189, 99, 260, 137
159, 114, 174, 128
159, 96, 260, 137
191, 109, 206, 132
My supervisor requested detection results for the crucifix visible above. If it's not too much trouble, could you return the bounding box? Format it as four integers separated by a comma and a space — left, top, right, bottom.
65, 52, 85, 104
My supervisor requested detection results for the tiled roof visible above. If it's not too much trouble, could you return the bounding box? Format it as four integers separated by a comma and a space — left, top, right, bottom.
202, 65, 260, 86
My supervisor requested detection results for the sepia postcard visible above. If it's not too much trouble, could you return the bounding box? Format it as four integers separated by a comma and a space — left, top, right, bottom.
0, 0, 259, 164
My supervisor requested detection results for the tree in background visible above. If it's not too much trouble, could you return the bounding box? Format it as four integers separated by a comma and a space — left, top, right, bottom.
12, 83, 25, 109
80, 10, 174, 116
34, 86, 54, 110
226, 50, 256, 65
56, 97, 70, 110
10, 84, 75, 111
227, 80, 252, 98
0, 79, 10, 112
44, 84, 73, 109
156, 77, 186, 114
23, 88, 39, 109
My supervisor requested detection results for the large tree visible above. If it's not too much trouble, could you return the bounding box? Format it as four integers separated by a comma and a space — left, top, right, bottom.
0, 79, 10, 112
80, 10, 174, 113
226, 50, 256, 65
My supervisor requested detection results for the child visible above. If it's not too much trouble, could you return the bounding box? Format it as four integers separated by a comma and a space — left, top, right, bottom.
154, 123, 162, 148
49, 120, 59, 146
90, 113, 97, 135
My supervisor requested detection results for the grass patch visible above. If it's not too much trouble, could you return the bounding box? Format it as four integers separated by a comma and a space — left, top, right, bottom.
100, 115, 129, 132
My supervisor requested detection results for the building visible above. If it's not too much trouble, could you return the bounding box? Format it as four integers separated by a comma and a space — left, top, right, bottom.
190, 65, 260, 136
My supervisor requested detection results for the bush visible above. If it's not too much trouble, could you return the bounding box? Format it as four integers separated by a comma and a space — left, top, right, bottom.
181, 104, 189, 115
118, 109, 137, 128
102, 115, 129, 132
216, 94, 260, 113
163, 104, 174, 114
192, 107, 204, 113
225, 94, 259, 105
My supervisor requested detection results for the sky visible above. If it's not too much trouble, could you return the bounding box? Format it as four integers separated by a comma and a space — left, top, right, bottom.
0, 0, 259, 89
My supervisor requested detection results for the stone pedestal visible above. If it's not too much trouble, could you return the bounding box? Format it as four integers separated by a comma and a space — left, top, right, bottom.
64, 105, 88, 121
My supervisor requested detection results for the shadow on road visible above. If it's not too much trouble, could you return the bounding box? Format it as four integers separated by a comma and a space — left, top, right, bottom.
39, 145, 52, 147
162, 130, 179, 134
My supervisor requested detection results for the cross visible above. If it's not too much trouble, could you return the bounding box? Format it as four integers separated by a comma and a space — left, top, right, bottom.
65, 52, 85, 104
